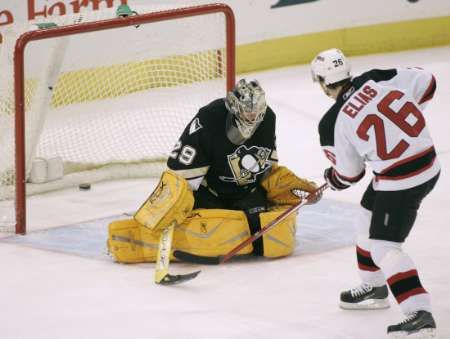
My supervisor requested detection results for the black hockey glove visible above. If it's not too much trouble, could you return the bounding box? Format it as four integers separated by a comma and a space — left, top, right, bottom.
324, 167, 350, 191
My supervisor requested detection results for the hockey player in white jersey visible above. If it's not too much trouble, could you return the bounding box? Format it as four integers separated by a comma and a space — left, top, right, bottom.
311, 48, 439, 338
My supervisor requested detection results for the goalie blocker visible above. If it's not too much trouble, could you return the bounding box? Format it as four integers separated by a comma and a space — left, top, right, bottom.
107, 167, 317, 263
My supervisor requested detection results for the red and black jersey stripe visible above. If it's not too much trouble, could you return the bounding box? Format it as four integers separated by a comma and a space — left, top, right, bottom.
375, 147, 436, 181
336, 169, 366, 184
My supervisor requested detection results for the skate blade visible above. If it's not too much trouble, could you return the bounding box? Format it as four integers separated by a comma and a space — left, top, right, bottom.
340, 299, 390, 310
388, 328, 436, 339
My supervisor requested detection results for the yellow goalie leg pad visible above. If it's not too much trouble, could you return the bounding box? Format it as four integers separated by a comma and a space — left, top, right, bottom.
261, 165, 318, 206
107, 218, 161, 263
108, 219, 180, 264
260, 207, 297, 258
174, 209, 253, 257
134, 170, 194, 231
108, 209, 253, 263
107, 219, 187, 263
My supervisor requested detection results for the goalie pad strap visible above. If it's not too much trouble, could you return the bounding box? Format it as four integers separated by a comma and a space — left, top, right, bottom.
245, 208, 264, 256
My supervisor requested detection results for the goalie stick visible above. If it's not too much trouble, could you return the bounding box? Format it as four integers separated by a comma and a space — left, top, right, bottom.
173, 183, 329, 265
155, 221, 200, 285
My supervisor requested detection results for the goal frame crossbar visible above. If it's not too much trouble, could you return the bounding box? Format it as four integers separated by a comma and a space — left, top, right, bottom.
12, 3, 236, 234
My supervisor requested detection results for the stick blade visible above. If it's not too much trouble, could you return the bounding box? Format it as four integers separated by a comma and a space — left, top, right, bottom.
157, 270, 201, 286
173, 250, 221, 265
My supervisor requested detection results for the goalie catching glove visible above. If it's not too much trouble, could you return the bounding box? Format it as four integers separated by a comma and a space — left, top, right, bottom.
261, 165, 321, 206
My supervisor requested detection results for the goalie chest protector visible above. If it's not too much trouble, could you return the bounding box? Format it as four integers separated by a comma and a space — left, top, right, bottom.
167, 98, 278, 201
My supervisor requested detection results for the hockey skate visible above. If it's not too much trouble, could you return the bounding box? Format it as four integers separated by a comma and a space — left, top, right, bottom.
340, 283, 390, 310
387, 311, 437, 338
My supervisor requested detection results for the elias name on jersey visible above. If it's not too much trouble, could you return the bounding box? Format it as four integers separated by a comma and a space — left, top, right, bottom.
342, 85, 378, 118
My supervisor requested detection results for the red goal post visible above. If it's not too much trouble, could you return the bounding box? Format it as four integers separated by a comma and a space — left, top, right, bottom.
8, 3, 235, 234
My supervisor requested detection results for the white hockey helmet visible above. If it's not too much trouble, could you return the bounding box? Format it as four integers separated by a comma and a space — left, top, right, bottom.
311, 48, 351, 85
225, 79, 267, 139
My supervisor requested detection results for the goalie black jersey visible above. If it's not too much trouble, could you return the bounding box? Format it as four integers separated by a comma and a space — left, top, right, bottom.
319, 67, 439, 191
167, 98, 278, 201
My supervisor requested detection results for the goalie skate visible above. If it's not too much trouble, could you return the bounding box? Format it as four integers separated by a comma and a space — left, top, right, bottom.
340, 283, 390, 310
387, 311, 437, 339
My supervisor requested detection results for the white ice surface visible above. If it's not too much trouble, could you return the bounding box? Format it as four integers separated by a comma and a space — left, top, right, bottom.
1, 46, 450, 339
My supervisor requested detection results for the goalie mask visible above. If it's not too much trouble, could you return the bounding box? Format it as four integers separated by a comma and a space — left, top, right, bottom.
311, 48, 351, 85
225, 79, 267, 141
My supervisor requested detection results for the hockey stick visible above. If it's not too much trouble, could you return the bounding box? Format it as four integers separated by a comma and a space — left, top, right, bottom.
173, 183, 328, 265
155, 221, 201, 285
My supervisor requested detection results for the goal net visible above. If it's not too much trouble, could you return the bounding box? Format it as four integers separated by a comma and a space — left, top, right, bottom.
0, 3, 235, 233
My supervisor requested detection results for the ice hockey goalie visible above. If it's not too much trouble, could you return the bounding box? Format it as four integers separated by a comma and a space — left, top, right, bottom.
107, 79, 320, 263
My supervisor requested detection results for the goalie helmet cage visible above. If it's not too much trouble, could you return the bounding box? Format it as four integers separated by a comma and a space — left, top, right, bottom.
1, 3, 235, 234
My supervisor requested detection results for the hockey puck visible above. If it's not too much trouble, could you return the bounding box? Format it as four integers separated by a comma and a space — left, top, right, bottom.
79, 183, 91, 190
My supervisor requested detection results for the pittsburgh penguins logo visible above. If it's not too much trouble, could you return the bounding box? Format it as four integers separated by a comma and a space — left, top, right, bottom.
220, 145, 271, 185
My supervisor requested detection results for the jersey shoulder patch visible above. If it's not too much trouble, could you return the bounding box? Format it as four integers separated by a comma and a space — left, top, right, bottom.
189, 118, 203, 135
